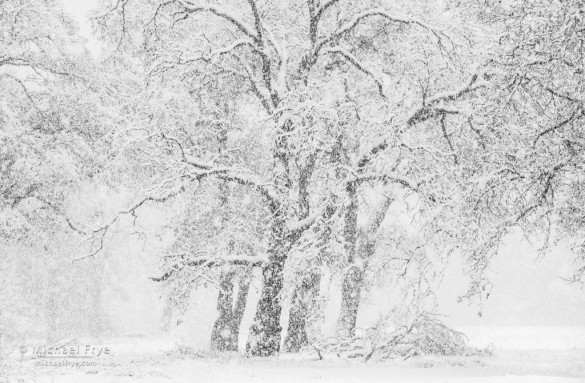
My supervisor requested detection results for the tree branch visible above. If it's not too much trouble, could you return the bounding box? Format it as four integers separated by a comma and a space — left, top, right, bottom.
151, 253, 268, 282
407, 72, 486, 126
315, 9, 443, 56
354, 172, 419, 192
178, 0, 260, 44
324, 46, 385, 98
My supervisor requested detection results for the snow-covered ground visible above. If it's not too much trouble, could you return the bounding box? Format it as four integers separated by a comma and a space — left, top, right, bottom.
2, 327, 584, 382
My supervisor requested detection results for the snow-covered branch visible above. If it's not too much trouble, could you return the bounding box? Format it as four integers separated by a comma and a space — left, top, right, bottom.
315, 0, 342, 21
324, 46, 385, 98
426, 72, 486, 105
90, 0, 129, 19
73, 186, 187, 262
287, 207, 325, 233
315, 8, 443, 56
355, 172, 419, 192
151, 253, 269, 282
160, 132, 278, 205
407, 72, 487, 126
178, 0, 260, 44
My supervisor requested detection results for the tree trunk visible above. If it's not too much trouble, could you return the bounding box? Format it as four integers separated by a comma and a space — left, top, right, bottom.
211, 271, 250, 352
160, 296, 173, 333
283, 272, 320, 352
337, 265, 364, 338
246, 255, 285, 356
337, 192, 393, 338
337, 181, 359, 338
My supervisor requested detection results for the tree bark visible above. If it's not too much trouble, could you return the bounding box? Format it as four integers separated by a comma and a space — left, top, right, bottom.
246, 218, 299, 356
283, 272, 320, 352
337, 192, 393, 338
337, 181, 360, 338
211, 271, 250, 351
246, 254, 285, 356
337, 265, 364, 338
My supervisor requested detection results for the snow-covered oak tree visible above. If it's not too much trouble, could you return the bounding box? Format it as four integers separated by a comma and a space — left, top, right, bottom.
89, 0, 496, 356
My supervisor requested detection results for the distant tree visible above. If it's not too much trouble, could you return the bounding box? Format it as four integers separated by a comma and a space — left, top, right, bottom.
436, 0, 585, 301
0, 0, 118, 345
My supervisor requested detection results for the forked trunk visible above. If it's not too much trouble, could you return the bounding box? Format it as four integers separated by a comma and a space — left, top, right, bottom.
246, 252, 286, 356
211, 271, 251, 351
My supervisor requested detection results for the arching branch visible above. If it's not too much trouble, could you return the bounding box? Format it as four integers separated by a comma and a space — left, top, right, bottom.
177, 0, 260, 44
324, 46, 386, 98
314, 9, 444, 57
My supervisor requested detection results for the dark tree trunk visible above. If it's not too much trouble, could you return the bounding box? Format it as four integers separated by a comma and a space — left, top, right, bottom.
337, 191, 393, 338
211, 271, 250, 351
283, 272, 320, 352
210, 126, 254, 351
246, 253, 286, 356
246, 218, 299, 356
337, 266, 364, 338
337, 181, 359, 338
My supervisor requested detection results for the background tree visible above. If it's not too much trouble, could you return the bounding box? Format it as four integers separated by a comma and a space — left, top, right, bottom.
0, 0, 119, 348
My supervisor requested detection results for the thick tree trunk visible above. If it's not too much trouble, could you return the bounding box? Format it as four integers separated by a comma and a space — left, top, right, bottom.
337, 182, 359, 338
337, 192, 393, 338
337, 266, 364, 338
246, 252, 286, 356
283, 272, 320, 352
210, 127, 254, 351
211, 271, 250, 351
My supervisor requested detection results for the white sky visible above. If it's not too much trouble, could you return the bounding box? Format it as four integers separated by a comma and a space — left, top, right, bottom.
60, 0, 101, 57
58, 0, 585, 328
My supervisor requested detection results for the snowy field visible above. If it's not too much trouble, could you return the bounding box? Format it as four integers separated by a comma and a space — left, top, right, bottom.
2, 327, 584, 383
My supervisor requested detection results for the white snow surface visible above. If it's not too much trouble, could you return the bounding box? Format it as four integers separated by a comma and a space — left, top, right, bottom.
3, 327, 584, 382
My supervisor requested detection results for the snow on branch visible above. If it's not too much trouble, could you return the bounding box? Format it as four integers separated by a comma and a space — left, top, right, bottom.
426, 72, 486, 105
73, 186, 187, 262
315, 8, 444, 55
151, 253, 269, 282
209, 39, 261, 58
90, 0, 129, 19
286, 206, 326, 233
355, 172, 419, 192
315, 0, 342, 21
160, 133, 280, 204
533, 108, 584, 146
323, 46, 386, 98
356, 73, 486, 170
407, 72, 487, 127
177, 0, 260, 44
